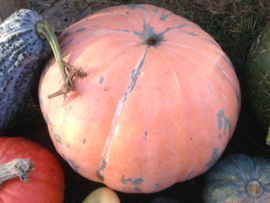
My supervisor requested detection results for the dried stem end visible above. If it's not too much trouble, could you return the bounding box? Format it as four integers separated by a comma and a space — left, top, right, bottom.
0, 158, 34, 185
247, 181, 263, 197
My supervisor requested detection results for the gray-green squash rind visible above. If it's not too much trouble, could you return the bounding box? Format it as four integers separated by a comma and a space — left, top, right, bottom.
246, 21, 270, 134
203, 153, 270, 203
0, 9, 51, 133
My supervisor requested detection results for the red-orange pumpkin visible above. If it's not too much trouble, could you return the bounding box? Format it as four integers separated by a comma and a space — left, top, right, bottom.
38, 4, 241, 193
0, 137, 64, 203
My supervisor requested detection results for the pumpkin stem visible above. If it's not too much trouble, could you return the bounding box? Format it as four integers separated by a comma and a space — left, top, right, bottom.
35, 20, 67, 83
246, 181, 263, 197
266, 126, 270, 145
0, 158, 34, 185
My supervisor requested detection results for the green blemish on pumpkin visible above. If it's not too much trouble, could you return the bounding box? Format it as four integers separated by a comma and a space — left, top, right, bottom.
132, 178, 144, 184
122, 176, 132, 184
187, 32, 199, 36
122, 176, 144, 185
134, 187, 141, 192
60, 39, 73, 51
236, 91, 241, 105
76, 28, 86, 32
99, 76, 104, 84
126, 12, 129, 15
216, 110, 231, 136
145, 131, 148, 140
185, 170, 195, 180
206, 147, 220, 170
95, 158, 107, 182
95, 170, 104, 182
101, 10, 128, 19
224, 117, 231, 135
54, 134, 61, 143
126, 4, 137, 10
123, 47, 148, 102
67, 159, 80, 172
83, 139, 86, 144
216, 110, 224, 130
152, 8, 158, 13
160, 9, 170, 21
64, 33, 69, 37
153, 183, 160, 192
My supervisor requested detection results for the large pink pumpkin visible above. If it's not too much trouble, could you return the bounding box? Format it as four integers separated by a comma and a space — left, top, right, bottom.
38, 4, 241, 193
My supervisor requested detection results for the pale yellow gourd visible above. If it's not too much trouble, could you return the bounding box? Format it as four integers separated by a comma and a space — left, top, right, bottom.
82, 187, 120, 203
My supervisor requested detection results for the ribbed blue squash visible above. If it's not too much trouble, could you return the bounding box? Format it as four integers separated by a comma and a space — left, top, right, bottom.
203, 153, 270, 203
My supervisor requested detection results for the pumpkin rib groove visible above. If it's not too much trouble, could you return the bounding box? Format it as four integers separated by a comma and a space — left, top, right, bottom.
98, 46, 149, 181
160, 24, 201, 36
99, 11, 129, 20
154, 50, 192, 181
163, 41, 238, 97
95, 11, 142, 31
214, 51, 235, 71
91, 30, 138, 37
137, 5, 149, 24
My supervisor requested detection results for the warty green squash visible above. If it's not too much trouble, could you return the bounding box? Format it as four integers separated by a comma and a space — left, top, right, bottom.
246, 21, 270, 145
0, 9, 71, 134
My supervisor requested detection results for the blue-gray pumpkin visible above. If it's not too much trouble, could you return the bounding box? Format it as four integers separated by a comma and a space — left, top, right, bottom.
203, 153, 270, 203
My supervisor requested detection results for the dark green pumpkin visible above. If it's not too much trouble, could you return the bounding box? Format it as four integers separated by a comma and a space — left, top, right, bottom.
246, 21, 270, 144
203, 153, 270, 203
0, 9, 66, 134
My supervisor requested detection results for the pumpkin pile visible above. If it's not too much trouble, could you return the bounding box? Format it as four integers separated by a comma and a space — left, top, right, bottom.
3, 2, 270, 203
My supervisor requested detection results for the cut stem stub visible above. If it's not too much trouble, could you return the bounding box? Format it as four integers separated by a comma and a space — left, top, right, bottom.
246, 181, 263, 198
0, 158, 34, 185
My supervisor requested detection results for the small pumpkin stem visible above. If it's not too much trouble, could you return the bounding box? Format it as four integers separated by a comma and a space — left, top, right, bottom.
35, 20, 68, 84
0, 158, 34, 184
266, 126, 270, 145
246, 181, 263, 198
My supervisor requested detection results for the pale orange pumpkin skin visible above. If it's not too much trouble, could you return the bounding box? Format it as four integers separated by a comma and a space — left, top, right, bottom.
39, 4, 241, 193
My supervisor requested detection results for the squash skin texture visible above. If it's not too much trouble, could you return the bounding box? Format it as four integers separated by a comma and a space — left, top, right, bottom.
246, 22, 270, 133
39, 4, 241, 193
0, 137, 64, 203
0, 9, 51, 134
203, 153, 270, 203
